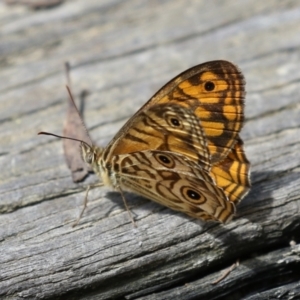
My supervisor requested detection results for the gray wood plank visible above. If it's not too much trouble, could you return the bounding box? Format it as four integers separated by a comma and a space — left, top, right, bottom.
0, 0, 300, 299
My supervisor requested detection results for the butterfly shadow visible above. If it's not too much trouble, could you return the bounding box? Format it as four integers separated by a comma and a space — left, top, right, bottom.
81, 169, 300, 292
200, 168, 300, 283
236, 169, 300, 225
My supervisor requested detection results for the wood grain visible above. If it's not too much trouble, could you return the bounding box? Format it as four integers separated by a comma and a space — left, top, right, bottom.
0, 0, 300, 299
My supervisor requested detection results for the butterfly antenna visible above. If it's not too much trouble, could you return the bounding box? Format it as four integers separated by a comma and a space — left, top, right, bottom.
38, 132, 91, 149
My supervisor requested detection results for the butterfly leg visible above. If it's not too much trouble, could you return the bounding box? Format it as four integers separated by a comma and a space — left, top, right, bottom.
72, 182, 104, 227
117, 186, 137, 228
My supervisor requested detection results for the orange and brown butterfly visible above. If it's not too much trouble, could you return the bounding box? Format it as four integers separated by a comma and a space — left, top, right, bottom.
40, 60, 251, 224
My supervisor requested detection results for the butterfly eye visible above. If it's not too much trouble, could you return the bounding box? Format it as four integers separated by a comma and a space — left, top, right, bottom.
204, 81, 215, 91
86, 153, 93, 164
155, 153, 175, 168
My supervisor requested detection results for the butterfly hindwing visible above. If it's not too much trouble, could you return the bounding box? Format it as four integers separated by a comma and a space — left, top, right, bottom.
210, 137, 251, 204
113, 150, 235, 223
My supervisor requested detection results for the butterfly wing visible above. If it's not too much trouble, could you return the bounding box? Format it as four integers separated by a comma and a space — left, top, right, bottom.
104, 103, 211, 170
113, 150, 235, 223
105, 60, 245, 165
97, 60, 249, 221
147, 60, 245, 164
210, 137, 251, 204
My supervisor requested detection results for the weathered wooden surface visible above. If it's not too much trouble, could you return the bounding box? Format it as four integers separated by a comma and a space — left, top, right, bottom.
1, 1, 300, 299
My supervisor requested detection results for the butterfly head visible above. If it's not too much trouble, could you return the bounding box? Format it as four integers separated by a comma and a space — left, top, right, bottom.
80, 142, 103, 168
38, 131, 104, 171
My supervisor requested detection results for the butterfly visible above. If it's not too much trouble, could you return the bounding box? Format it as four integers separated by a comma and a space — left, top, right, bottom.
40, 60, 251, 224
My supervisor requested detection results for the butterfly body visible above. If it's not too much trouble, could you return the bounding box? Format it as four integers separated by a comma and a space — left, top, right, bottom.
80, 60, 250, 223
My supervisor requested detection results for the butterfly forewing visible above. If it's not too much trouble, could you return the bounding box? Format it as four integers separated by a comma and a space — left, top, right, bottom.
105, 103, 211, 170
104, 61, 245, 166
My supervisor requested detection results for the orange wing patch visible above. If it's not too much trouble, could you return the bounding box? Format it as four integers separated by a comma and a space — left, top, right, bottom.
210, 138, 251, 204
